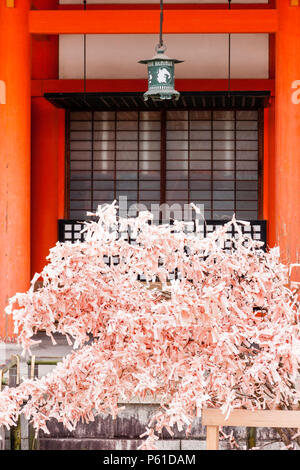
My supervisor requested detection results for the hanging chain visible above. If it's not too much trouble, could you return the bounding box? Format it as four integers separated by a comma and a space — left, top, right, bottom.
83, 0, 87, 95
156, 0, 166, 52
228, 0, 231, 93
159, 0, 164, 48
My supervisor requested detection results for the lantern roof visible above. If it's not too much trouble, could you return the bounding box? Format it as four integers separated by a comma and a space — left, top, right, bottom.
138, 49, 183, 65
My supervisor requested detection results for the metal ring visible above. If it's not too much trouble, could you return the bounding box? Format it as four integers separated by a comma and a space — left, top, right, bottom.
155, 43, 167, 54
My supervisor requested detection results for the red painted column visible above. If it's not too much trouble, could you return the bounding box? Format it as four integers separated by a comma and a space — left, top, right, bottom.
31, 0, 65, 276
266, 97, 276, 249
0, 2, 31, 340
263, 107, 269, 223
275, 1, 300, 264
58, 110, 66, 220
31, 99, 63, 276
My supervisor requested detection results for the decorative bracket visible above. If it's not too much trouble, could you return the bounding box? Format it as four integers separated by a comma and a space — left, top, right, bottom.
6, 0, 15, 7
291, 0, 299, 6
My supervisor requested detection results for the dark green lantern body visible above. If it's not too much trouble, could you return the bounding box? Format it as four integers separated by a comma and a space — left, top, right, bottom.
139, 49, 183, 102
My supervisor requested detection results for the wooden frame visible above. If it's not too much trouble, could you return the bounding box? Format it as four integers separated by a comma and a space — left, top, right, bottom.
28, 10, 278, 35
57, 2, 276, 11
32, 80, 275, 97
202, 408, 300, 450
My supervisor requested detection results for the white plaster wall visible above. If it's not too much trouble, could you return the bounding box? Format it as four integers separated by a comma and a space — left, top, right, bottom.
59, 33, 269, 80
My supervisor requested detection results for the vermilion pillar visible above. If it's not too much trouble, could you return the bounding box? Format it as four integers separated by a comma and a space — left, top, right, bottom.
274, 1, 300, 264
0, 2, 31, 340
31, 0, 65, 276
267, 97, 276, 249
58, 110, 66, 220
31, 99, 65, 276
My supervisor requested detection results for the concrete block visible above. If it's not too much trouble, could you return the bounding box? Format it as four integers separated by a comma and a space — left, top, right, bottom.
181, 439, 248, 451
39, 438, 142, 450
181, 440, 206, 450
256, 427, 281, 441
258, 442, 287, 450
39, 438, 180, 451
21, 438, 29, 450
155, 440, 181, 450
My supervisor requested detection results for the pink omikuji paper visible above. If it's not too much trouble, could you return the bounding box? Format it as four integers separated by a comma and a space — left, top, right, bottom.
0, 202, 300, 449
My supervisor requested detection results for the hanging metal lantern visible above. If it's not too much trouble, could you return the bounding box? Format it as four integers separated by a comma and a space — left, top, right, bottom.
139, 46, 183, 102
138, 0, 183, 102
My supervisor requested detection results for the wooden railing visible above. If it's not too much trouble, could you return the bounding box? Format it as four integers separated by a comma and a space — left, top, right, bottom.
0, 355, 62, 451
27, 356, 62, 450
202, 408, 300, 450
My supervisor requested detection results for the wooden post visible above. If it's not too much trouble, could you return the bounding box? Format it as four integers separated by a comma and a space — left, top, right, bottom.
9, 363, 21, 450
247, 427, 257, 449
206, 425, 219, 450
31, 98, 60, 276
28, 356, 39, 450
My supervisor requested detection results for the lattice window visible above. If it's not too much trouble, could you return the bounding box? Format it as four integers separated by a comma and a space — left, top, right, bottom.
68, 109, 262, 221
59, 219, 267, 251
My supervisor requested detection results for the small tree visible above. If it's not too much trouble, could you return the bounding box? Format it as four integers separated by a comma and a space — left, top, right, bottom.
0, 203, 300, 449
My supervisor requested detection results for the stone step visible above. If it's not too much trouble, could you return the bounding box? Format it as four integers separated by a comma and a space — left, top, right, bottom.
38, 438, 181, 451
38, 437, 243, 451
40, 404, 203, 440
39, 403, 280, 444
